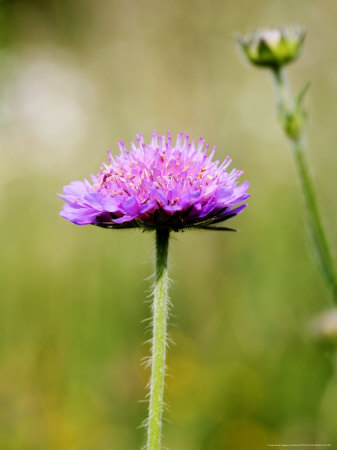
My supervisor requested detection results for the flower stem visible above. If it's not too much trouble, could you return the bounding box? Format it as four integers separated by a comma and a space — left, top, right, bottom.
272, 68, 337, 302
147, 228, 170, 450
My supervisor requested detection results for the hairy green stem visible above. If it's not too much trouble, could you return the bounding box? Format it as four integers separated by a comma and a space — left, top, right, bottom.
147, 228, 170, 450
273, 68, 294, 115
272, 68, 337, 302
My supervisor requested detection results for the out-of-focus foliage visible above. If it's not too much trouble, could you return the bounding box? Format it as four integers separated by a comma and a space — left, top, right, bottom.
0, 0, 337, 448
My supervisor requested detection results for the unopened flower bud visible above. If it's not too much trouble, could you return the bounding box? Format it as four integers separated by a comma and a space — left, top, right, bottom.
237, 26, 305, 69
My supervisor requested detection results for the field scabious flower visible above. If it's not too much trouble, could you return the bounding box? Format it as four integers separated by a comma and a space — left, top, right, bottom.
59, 130, 250, 450
59, 131, 249, 231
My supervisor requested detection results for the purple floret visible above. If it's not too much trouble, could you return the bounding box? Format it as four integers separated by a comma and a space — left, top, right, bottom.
59, 131, 250, 230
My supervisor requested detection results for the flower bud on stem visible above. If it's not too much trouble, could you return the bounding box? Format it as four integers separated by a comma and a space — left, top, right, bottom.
272, 67, 337, 302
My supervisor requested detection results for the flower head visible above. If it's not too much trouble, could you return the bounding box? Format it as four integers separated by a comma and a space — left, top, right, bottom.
237, 26, 305, 69
59, 131, 249, 231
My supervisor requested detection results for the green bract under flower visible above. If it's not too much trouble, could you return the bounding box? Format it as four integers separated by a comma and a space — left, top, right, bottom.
237, 26, 305, 69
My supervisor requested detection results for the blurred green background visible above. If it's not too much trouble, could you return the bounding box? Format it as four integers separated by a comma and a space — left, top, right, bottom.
1, 0, 337, 448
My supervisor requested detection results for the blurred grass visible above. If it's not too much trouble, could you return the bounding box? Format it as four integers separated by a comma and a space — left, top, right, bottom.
0, 0, 337, 448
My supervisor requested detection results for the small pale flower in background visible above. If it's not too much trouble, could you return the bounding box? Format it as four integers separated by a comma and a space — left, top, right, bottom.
237, 26, 305, 69
312, 309, 337, 345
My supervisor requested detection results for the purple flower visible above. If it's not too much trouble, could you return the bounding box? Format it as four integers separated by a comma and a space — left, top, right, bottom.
59, 131, 250, 231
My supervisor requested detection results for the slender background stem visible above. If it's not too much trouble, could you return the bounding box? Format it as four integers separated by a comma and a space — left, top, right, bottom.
272, 68, 337, 302
147, 228, 170, 450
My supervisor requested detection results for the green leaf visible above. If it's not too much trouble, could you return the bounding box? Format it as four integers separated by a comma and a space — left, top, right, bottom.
296, 82, 310, 111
